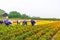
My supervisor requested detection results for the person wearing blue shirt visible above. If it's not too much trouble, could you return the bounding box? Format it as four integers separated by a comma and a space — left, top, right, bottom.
31, 20, 36, 26
4, 19, 12, 26
23, 20, 27, 26
0, 20, 3, 24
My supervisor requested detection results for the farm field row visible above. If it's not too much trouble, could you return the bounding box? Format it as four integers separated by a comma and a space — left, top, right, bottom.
0, 21, 60, 40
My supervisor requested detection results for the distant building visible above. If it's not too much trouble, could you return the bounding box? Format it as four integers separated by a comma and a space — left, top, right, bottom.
2, 13, 8, 19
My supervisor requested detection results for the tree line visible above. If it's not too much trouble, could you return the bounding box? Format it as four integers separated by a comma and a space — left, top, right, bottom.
0, 9, 60, 20
0, 9, 40, 19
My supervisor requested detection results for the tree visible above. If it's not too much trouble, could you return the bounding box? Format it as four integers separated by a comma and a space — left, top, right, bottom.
21, 14, 29, 19
31, 16, 40, 20
8, 11, 21, 18
0, 9, 5, 18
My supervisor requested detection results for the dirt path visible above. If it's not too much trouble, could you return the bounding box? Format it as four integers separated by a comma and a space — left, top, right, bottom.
51, 30, 59, 40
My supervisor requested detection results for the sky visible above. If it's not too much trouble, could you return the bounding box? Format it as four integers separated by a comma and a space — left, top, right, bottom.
0, 0, 60, 18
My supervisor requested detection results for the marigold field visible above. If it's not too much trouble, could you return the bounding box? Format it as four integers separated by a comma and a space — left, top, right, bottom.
0, 20, 60, 40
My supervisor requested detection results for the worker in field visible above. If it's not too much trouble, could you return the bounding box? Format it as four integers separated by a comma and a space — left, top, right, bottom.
0, 20, 3, 24
4, 19, 12, 26
31, 20, 36, 26
17, 20, 20, 25
22, 20, 27, 26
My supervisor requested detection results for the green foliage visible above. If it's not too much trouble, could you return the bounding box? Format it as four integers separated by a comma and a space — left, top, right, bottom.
31, 16, 41, 20
21, 14, 30, 19
0, 22, 60, 40
8, 11, 21, 18
8, 11, 30, 19
0, 9, 5, 18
